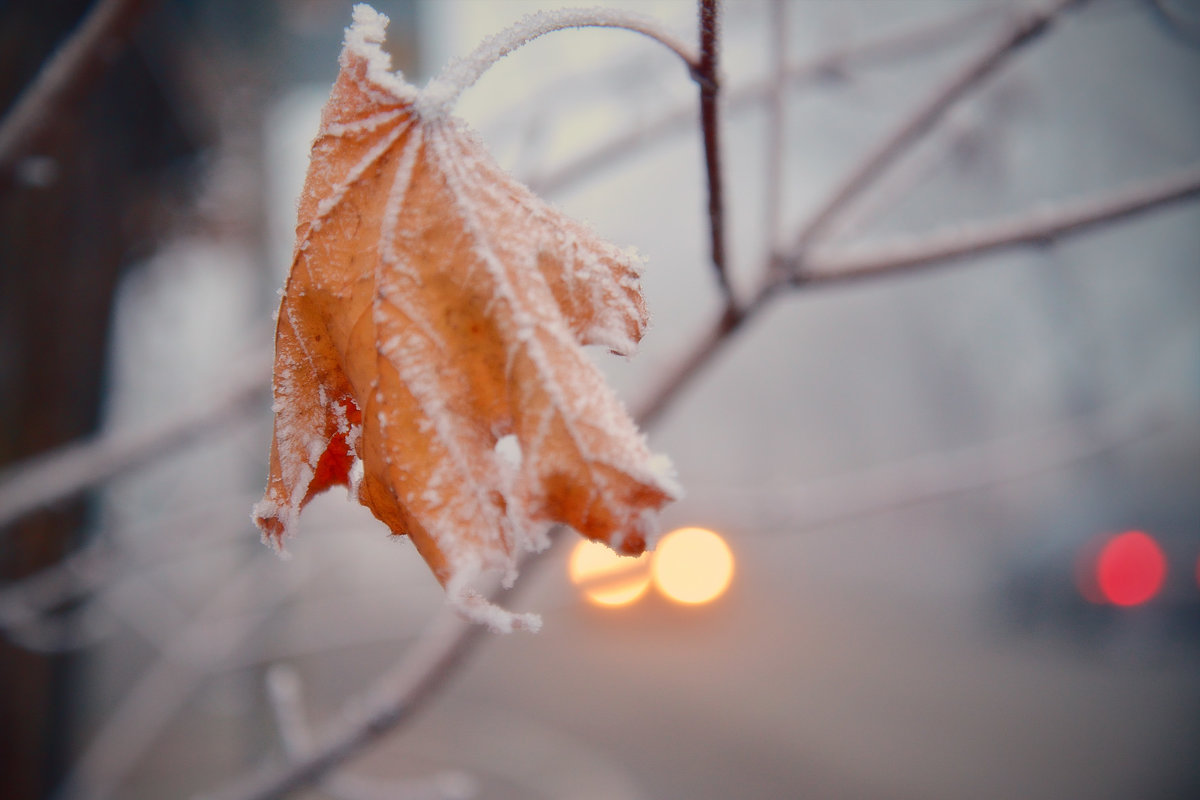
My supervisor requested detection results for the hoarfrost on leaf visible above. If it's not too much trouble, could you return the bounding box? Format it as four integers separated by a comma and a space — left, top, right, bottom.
253, 4, 679, 631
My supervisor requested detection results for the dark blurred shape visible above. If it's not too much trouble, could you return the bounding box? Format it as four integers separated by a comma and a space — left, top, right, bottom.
1148, 0, 1200, 46
0, 2, 204, 797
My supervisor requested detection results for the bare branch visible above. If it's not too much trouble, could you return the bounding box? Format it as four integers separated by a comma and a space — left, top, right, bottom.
201, 610, 484, 800
265, 665, 458, 800
696, 0, 732, 301
786, 0, 1082, 259
55, 556, 286, 800
0, 349, 269, 530
0, 0, 155, 189
795, 164, 1200, 284
530, 4, 999, 196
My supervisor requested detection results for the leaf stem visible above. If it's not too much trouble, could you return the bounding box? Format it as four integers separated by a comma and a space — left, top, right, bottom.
420, 8, 699, 115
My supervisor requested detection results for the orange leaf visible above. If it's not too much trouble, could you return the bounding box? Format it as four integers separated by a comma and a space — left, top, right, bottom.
252, 6, 679, 631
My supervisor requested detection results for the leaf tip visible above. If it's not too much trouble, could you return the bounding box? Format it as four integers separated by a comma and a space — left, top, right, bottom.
252, 497, 296, 559
342, 3, 418, 102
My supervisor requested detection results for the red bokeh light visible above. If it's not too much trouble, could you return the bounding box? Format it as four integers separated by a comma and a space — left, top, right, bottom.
1096, 530, 1166, 607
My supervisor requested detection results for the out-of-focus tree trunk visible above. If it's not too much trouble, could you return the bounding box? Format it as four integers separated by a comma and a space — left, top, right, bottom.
0, 3, 200, 796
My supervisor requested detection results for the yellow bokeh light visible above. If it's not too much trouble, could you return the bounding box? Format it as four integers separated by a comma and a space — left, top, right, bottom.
652, 527, 734, 605
568, 539, 651, 607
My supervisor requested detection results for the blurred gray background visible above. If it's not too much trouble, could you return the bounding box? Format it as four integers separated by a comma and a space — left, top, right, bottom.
1, 1, 1198, 798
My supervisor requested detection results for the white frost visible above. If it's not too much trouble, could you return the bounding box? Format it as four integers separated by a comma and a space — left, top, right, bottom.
494, 433, 523, 469
344, 4, 419, 103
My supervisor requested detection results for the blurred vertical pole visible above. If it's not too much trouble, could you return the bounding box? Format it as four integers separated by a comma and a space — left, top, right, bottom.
0, 2, 198, 797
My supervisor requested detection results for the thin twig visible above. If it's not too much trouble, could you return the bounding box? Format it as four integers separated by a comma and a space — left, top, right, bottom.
265, 665, 456, 800
796, 163, 1200, 283
0, 0, 155, 189
696, 0, 732, 302
54, 556, 286, 800
786, 0, 1082, 261
529, 3, 1001, 196
698, 403, 1163, 534
202, 610, 482, 800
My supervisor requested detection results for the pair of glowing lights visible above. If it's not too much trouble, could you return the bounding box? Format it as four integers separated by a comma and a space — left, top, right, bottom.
569, 526, 734, 607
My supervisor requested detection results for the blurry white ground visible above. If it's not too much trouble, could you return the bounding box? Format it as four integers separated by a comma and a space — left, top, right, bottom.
78, 1, 1200, 799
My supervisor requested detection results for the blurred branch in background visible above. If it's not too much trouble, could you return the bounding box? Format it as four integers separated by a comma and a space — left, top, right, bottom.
0, 348, 269, 529
798, 164, 1200, 282
785, 0, 1081, 258
0, 0, 154, 190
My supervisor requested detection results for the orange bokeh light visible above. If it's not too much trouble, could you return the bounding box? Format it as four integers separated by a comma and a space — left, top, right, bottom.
568, 540, 651, 607
652, 527, 734, 605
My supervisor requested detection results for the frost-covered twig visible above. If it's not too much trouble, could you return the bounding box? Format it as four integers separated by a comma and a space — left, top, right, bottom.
0, 0, 154, 188
796, 164, 1200, 283
696, 0, 732, 302
54, 555, 290, 800
530, 3, 1000, 196
265, 665, 459, 800
0, 498, 259, 655
785, 0, 1082, 260
420, 6, 698, 115
202, 609, 483, 800
0, 349, 269, 530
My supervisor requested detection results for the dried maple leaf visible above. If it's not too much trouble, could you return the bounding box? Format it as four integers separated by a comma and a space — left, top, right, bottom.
252, 5, 679, 631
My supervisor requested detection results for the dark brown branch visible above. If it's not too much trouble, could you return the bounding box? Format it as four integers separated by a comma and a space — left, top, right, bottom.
696, 0, 732, 302
0, 0, 155, 189
794, 164, 1200, 284
786, 0, 1082, 259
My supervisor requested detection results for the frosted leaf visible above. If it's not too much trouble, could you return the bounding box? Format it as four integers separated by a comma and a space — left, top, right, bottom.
252, 5, 679, 631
